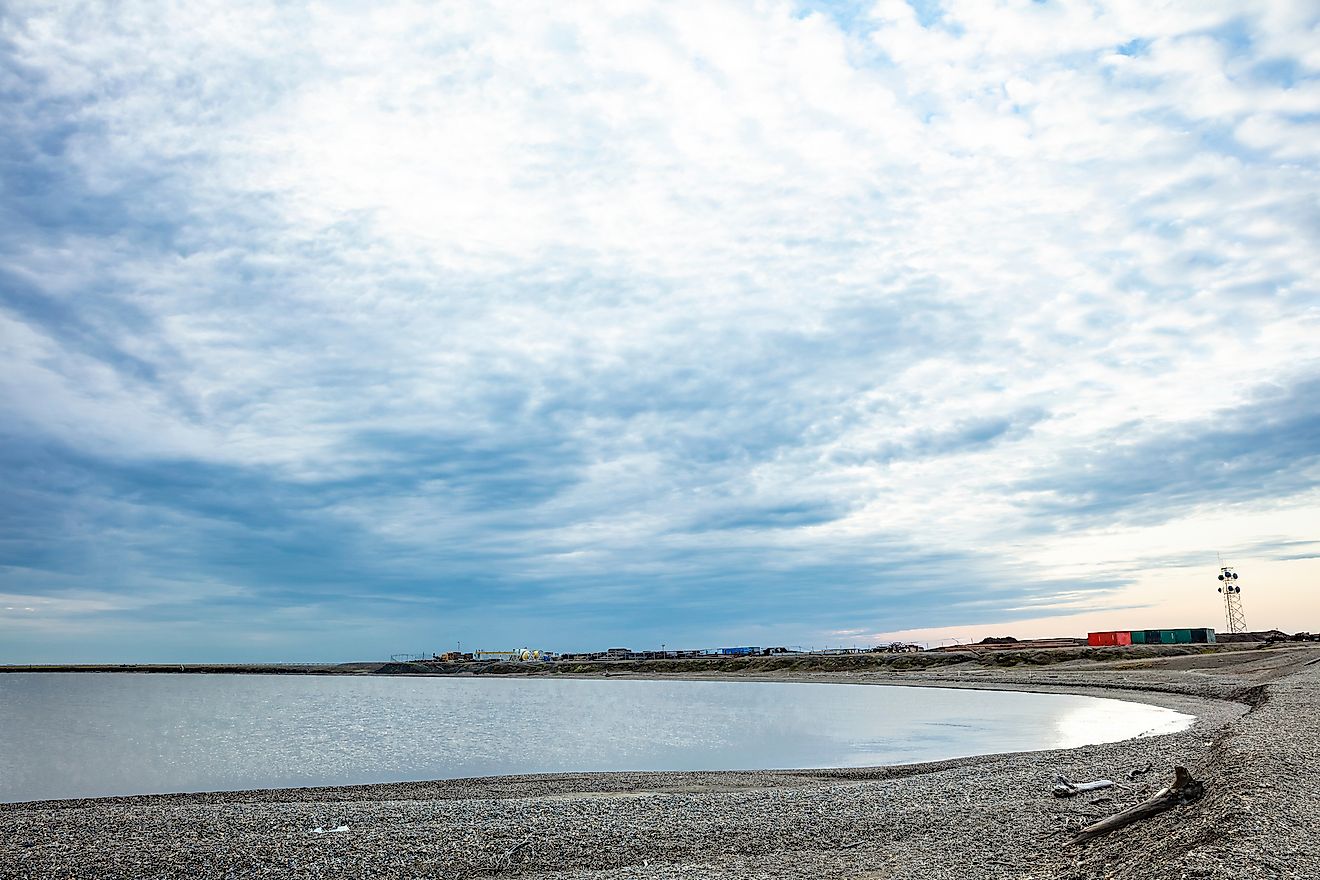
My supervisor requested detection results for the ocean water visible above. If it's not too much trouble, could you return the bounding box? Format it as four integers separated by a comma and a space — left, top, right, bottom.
0, 673, 1193, 803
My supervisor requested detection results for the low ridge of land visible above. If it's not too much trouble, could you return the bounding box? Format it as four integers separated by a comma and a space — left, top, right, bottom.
3, 644, 1318, 879
0, 640, 1278, 678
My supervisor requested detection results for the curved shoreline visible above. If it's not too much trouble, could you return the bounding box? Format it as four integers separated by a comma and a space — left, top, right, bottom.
2, 647, 1316, 879
533, 667, 1241, 717
0, 670, 1232, 810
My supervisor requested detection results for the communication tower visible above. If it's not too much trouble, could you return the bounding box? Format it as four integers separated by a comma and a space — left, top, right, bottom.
1216, 565, 1246, 633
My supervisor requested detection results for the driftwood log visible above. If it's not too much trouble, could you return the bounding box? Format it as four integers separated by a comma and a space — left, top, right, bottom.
1067, 766, 1204, 846
1053, 775, 1115, 798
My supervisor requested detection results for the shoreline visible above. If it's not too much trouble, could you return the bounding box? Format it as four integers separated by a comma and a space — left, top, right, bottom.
1, 674, 1233, 811
3, 646, 1317, 878
0, 641, 1277, 679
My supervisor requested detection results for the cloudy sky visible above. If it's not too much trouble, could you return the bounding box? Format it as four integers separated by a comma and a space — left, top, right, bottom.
2, 1, 1318, 662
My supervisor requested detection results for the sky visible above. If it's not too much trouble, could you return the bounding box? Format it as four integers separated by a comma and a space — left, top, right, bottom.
1, 0, 1318, 663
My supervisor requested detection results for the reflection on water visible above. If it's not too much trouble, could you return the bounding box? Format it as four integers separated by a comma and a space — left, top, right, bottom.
0, 674, 1193, 802
1052, 699, 1189, 748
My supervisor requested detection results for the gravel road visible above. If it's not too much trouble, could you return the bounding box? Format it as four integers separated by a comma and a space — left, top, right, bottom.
3, 646, 1316, 879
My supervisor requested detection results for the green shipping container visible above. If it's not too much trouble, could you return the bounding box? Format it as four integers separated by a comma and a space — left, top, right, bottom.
1172, 629, 1193, 643
1130, 631, 1147, 644
1159, 630, 1178, 644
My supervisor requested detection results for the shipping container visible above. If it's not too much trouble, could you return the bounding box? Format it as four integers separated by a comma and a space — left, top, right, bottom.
1107, 628, 1218, 646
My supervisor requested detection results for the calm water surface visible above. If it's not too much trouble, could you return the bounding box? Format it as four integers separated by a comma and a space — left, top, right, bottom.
0, 673, 1193, 803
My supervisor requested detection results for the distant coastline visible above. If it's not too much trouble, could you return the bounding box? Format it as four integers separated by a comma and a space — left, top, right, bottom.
0, 640, 1272, 678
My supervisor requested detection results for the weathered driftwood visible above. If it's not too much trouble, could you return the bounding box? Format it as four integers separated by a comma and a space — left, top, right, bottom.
1067, 766, 1203, 846
1053, 774, 1115, 798
499, 836, 532, 871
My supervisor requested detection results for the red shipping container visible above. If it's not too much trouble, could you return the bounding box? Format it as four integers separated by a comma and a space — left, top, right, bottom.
1087, 631, 1132, 646
1114, 630, 1132, 646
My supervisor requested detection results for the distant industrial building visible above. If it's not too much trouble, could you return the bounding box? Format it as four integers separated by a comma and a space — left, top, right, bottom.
1087, 628, 1216, 646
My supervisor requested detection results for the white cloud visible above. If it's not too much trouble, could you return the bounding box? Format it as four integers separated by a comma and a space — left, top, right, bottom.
1, 0, 1318, 650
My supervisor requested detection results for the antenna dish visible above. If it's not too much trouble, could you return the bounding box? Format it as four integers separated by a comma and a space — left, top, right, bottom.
1216, 564, 1247, 633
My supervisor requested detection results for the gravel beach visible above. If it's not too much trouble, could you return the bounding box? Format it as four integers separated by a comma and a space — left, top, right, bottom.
3, 645, 1317, 880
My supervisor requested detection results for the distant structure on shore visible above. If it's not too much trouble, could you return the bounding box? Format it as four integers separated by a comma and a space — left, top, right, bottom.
1087, 628, 1216, 646
1217, 564, 1247, 633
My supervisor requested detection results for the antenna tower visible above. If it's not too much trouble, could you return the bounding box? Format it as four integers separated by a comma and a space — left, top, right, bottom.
1216, 564, 1246, 634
